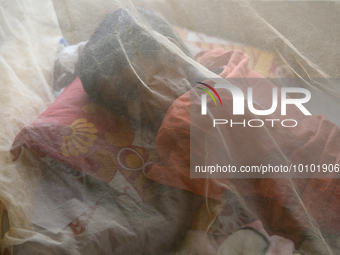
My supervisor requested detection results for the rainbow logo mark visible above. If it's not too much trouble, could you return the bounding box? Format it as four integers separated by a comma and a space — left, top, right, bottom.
196, 82, 222, 106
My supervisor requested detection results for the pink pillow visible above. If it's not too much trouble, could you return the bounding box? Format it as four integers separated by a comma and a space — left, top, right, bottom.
11, 77, 160, 187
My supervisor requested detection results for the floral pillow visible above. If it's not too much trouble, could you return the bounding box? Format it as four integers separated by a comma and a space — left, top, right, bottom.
11, 77, 160, 202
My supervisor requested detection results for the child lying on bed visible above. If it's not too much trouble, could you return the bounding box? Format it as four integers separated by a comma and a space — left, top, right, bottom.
78, 7, 209, 254
78, 6, 340, 254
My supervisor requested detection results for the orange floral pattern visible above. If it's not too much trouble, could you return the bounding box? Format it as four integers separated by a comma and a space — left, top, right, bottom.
94, 149, 117, 183
61, 118, 97, 157
105, 118, 134, 148
82, 102, 135, 147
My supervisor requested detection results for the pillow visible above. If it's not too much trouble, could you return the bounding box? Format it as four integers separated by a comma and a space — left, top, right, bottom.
11, 77, 161, 202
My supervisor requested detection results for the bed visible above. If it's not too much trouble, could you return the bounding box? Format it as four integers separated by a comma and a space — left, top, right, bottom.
1, 1, 340, 254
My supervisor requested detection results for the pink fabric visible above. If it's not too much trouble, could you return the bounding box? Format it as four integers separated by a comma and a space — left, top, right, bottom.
147, 48, 340, 234
11, 78, 158, 191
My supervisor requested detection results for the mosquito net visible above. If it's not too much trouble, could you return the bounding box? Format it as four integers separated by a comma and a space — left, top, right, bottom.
1, 0, 340, 254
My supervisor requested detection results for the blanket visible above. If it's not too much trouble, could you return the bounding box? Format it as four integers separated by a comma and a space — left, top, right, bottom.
147, 48, 340, 237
